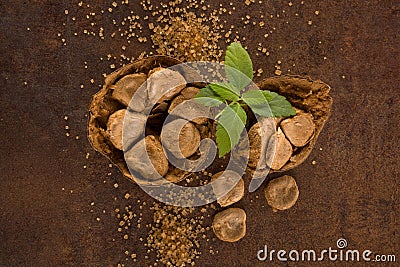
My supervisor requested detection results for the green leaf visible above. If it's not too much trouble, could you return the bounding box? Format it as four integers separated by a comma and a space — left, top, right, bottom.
215, 103, 247, 157
209, 83, 239, 102
229, 102, 247, 125
262, 91, 297, 117
224, 42, 253, 90
241, 90, 273, 117
213, 82, 241, 95
215, 124, 231, 158
194, 86, 224, 107
195, 97, 223, 107
261, 90, 274, 101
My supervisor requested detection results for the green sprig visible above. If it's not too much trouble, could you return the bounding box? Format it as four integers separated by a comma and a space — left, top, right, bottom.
195, 42, 296, 157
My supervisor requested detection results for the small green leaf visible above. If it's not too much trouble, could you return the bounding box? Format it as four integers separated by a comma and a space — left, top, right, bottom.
215, 103, 247, 157
209, 83, 239, 102
215, 124, 231, 158
262, 91, 296, 117
229, 102, 247, 125
213, 82, 241, 95
194, 86, 224, 107
261, 91, 274, 101
242, 90, 273, 117
195, 97, 223, 107
195, 86, 218, 98
242, 90, 269, 106
225, 42, 253, 90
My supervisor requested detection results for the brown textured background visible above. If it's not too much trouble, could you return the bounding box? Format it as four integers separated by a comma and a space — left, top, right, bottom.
0, 0, 399, 266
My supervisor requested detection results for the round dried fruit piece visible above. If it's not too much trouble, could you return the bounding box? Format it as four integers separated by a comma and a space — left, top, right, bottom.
122, 111, 147, 148
146, 67, 186, 104
107, 109, 147, 151
267, 128, 293, 170
212, 208, 246, 242
125, 135, 169, 184
178, 122, 200, 157
111, 73, 147, 106
281, 113, 315, 147
106, 109, 126, 150
264, 175, 299, 212
161, 119, 201, 158
211, 171, 244, 207
168, 87, 209, 125
247, 118, 276, 169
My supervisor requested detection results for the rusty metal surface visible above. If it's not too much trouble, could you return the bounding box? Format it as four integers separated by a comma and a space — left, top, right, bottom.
0, 0, 399, 266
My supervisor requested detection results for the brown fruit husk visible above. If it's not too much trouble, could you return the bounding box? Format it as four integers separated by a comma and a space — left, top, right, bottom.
256, 75, 333, 173
89, 55, 333, 183
88, 56, 182, 182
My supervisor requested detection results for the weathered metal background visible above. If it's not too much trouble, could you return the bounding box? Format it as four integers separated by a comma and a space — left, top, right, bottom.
0, 0, 398, 266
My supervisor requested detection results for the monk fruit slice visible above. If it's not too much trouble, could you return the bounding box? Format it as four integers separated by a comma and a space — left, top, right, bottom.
111, 73, 147, 106
211, 171, 244, 207
123, 111, 147, 149
212, 208, 246, 242
268, 128, 293, 171
161, 119, 201, 158
264, 175, 299, 212
280, 113, 315, 147
247, 118, 276, 169
124, 135, 169, 185
146, 67, 186, 104
106, 109, 126, 150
